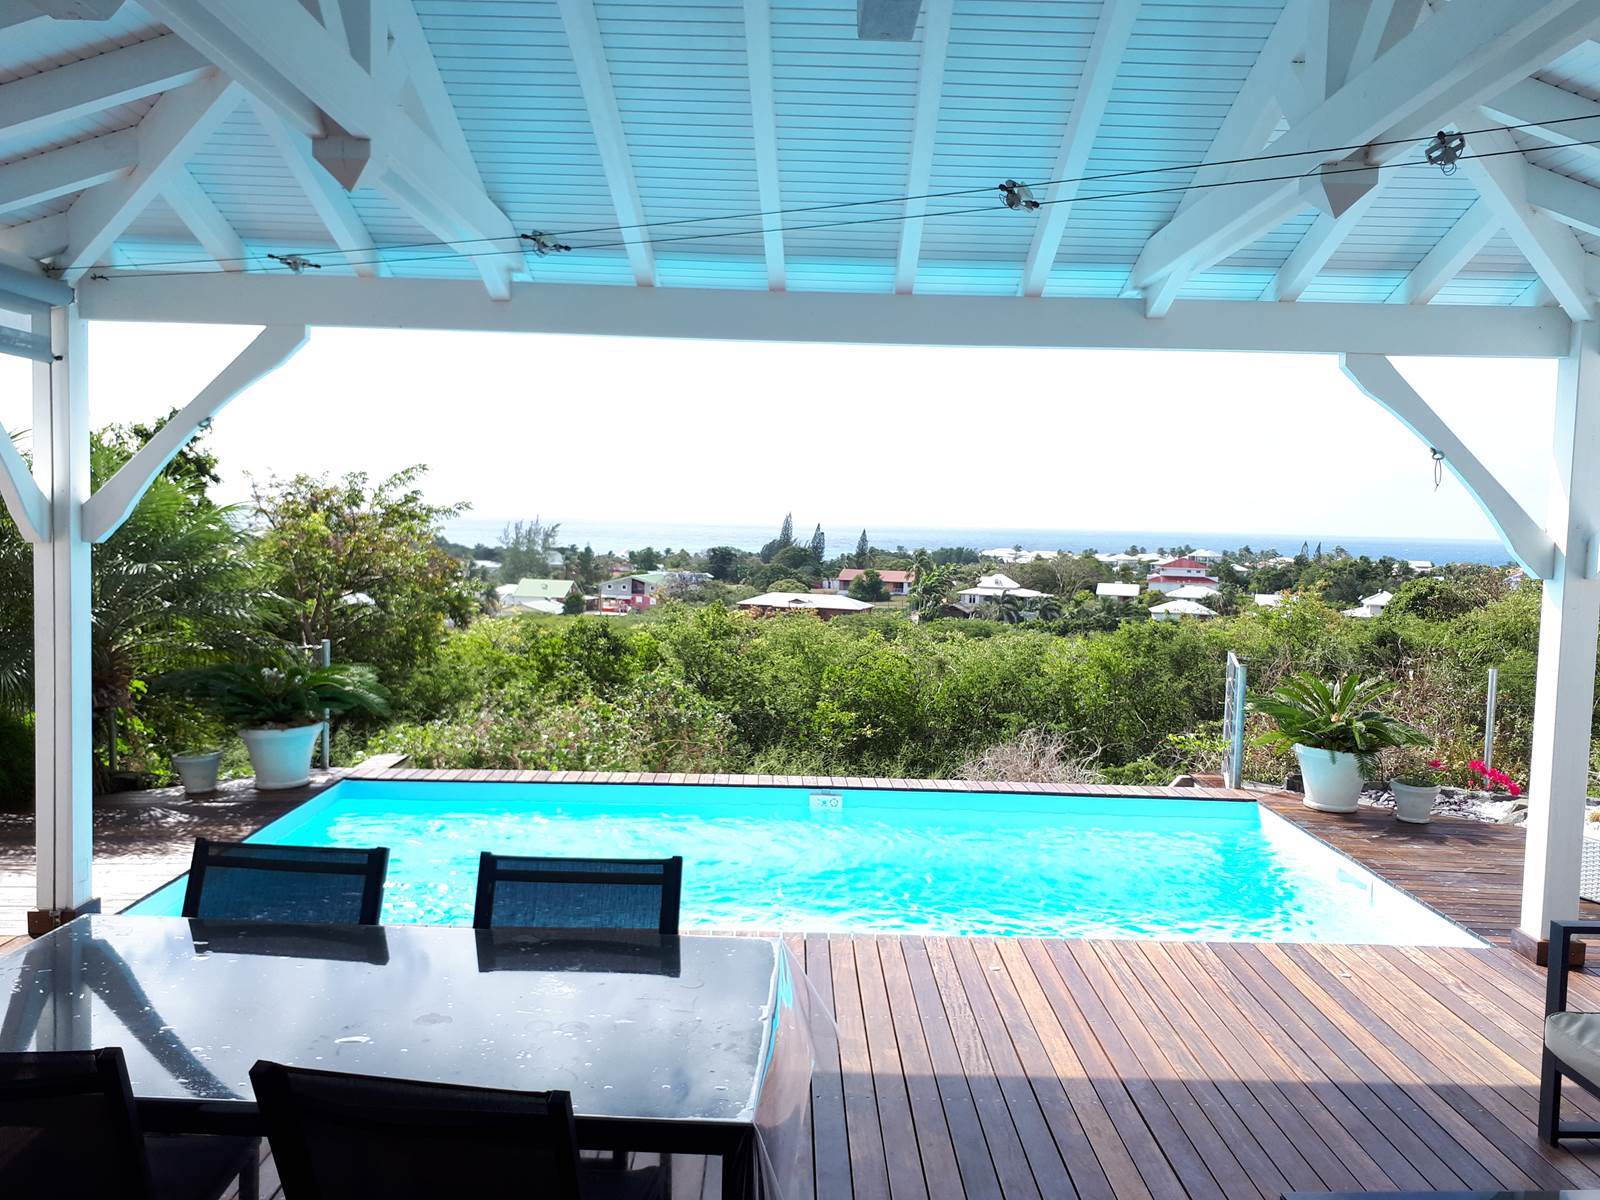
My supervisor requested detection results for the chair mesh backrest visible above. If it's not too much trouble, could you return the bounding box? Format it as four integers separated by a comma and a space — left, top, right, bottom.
473, 853, 682, 933
182, 838, 389, 924
0, 1049, 152, 1200
250, 1061, 582, 1200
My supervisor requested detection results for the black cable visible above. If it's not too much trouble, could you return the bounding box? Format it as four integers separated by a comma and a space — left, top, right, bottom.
87, 133, 1600, 282
79, 109, 1600, 278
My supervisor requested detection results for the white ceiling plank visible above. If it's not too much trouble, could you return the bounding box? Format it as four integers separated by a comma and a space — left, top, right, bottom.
1482, 76, 1600, 173
1140, 0, 1306, 314
0, 214, 68, 260
1459, 121, 1593, 321
1262, 174, 1388, 302
160, 167, 246, 271
743, 0, 784, 291
0, 35, 210, 146
57, 73, 242, 283
1132, 0, 1600, 314
0, 130, 136, 215
1388, 198, 1496, 304
1527, 164, 1600, 239
252, 99, 379, 278
141, 0, 521, 299
554, 0, 654, 287
1021, 0, 1140, 298
893, 0, 953, 295
384, 1, 479, 185
78, 274, 1571, 360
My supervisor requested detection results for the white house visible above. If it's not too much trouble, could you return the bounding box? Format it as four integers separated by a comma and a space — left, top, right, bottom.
1343, 590, 1394, 619
1146, 558, 1221, 594
1187, 548, 1225, 565
1254, 593, 1285, 608
1151, 599, 1216, 621
827, 568, 913, 595
504, 577, 582, 611
957, 573, 1047, 606
1167, 584, 1221, 601
739, 592, 872, 619
1407, 560, 1435, 574
1096, 582, 1141, 602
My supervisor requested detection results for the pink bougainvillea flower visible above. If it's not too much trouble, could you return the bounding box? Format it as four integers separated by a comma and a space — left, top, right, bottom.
1469, 759, 1487, 773
1509, 782, 1523, 797
1427, 759, 1443, 769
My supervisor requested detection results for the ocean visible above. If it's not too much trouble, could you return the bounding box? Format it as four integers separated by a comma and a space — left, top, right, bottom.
442, 517, 1511, 567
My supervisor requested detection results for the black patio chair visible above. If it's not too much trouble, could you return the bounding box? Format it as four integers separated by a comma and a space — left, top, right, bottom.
472, 852, 683, 933
1540, 918, 1600, 1142
180, 838, 388, 925
250, 1061, 661, 1200
0, 1047, 259, 1200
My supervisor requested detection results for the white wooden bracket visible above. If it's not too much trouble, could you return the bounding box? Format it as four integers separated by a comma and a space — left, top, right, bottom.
80, 323, 307, 543
1340, 352, 1558, 579
0, 416, 47, 543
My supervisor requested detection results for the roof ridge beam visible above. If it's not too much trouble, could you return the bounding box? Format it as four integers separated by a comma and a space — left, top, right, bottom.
1021, 0, 1140, 298
1387, 198, 1497, 304
0, 34, 210, 146
57, 73, 242, 283
555, 0, 654, 287
252, 98, 379, 277
894, 0, 953, 295
160, 167, 246, 271
1341, 352, 1556, 579
1458, 120, 1593, 321
1132, 0, 1600, 315
743, 0, 784, 291
0, 129, 137, 215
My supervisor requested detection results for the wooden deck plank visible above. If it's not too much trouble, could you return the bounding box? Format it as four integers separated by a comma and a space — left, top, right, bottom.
831, 929, 893, 1200
852, 936, 933, 1200
806, 935, 854, 1200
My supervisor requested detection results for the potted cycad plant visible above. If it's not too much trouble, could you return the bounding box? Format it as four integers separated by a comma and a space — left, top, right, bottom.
161, 653, 389, 790
1252, 673, 1426, 813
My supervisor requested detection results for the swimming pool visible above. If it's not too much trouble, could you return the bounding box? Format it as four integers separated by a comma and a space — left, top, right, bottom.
129, 779, 1479, 944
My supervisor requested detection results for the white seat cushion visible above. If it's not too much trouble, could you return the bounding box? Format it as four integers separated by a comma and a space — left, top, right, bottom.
1547, 1010, 1600, 1078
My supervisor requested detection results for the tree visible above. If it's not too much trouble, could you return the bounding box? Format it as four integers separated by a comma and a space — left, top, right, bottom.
562, 590, 586, 616
759, 513, 795, 561
983, 591, 1023, 623
855, 529, 870, 568
571, 544, 602, 588
706, 546, 742, 581
809, 523, 826, 560
631, 546, 662, 572
847, 569, 889, 602
1032, 595, 1064, 621
907, 565, 954, 618
497, 517, 560, 584
251, 465, 478, 695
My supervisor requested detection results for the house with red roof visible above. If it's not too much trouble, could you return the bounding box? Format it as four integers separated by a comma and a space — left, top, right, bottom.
825, 568, 914, 596
1146, 557, 1220, 594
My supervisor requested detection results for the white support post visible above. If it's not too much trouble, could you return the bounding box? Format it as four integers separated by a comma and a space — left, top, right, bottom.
31, 306, 94, 927
1519, 320, 1600, 955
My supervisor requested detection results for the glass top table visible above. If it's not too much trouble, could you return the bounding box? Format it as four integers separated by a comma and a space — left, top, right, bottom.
0, 915, 816, 1199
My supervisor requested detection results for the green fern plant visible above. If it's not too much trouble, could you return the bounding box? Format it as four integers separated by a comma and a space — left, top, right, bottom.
158, 653, 390, 728
1250, 672, 1425, 760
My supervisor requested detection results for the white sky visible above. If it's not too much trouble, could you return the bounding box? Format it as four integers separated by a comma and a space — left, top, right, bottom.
0, 322, 1558, 542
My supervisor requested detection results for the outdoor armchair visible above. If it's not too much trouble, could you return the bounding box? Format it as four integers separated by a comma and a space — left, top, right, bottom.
1540, 918, 1600, 1143
472, 852, 684, 933
181, 838, 389, 925
0, 1046, 259, 1200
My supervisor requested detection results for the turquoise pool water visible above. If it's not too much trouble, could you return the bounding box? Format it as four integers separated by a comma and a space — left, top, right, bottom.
129, 780, 1480, 944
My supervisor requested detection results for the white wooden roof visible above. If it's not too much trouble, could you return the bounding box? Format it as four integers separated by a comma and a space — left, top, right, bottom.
3, 1, 1600, 357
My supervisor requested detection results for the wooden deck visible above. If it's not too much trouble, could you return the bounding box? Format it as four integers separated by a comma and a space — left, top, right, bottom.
191, 934, 1600, 1199
7, 773, 1600, 1197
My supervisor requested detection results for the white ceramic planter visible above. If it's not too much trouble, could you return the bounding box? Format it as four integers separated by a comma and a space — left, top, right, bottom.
240, 724, 322, 790
170, 750, 222, 796
1388, 780, 1438, 825
1293, 744, 1365, 813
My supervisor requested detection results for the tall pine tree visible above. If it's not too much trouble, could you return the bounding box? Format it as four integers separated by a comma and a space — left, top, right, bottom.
778, 513, 794, 548
855, 529, 870, 568
810, 523, 826, 560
